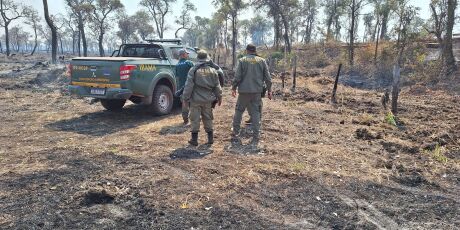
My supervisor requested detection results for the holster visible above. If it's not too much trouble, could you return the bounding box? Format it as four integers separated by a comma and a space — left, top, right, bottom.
211, 99, 218, 109
261, 85, 267, 98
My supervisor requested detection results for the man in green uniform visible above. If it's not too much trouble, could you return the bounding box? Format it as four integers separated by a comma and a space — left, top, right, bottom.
182, 50, 223, 146
231, 44, 272, 145
175, 48, 194, 124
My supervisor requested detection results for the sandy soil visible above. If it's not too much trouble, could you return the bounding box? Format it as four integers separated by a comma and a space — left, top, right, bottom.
0, 56, 459, 229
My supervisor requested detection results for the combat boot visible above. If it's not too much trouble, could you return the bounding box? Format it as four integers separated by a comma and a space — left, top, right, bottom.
188, 132, 198, 146
207, 131, 214, 145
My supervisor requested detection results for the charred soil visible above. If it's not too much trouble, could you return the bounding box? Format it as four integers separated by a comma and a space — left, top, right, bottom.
0, 56, 459, 229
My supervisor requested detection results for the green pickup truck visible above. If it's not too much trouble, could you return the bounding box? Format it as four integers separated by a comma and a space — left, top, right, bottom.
68, 39, 197, 115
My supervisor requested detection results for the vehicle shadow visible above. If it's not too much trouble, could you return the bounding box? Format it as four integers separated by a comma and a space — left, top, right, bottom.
45, 104, 181, 137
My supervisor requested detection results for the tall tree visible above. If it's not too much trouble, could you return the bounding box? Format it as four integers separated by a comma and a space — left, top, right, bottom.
248, 14, 271, 46
90, 0, 123, 57
133, 10, 154, 40
140, 0, 176, 39
65, 0, 92, 57
322, 0, 347, 41
174, 0, 196, 38
0, 0, 26, 56
391, 0, 418, 114
379, 0, 392, 40
116, 13, 139, 44
427, 0, 447, 47
363, 13, 373, 42
25, 8, 40, 55
442, 0, 457, 76
43, 0, 57, 63
302, 0, 317, 43
346, 0, 367, 66
215, 0, 247, 68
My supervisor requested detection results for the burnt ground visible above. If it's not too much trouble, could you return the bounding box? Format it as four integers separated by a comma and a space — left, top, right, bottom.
0, 57, 459, 229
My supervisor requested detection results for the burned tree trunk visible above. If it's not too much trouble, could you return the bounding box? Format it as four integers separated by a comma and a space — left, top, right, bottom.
43, 0, 57, 63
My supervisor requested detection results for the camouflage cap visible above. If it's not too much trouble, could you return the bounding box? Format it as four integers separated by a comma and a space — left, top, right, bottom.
197, 50, 208, 60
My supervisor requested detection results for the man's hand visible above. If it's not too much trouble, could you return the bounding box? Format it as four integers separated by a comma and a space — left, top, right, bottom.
232, 89, 237, 98
267, 91, 273, 100
218, 98, 222, 106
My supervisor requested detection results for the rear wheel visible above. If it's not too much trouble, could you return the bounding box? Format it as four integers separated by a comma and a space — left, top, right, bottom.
100, 99, 126, 111
150, 85, 173, 115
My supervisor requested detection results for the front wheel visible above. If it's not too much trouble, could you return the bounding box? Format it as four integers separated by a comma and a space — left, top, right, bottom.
149, 85, 173, 115
100, 99, 126, 111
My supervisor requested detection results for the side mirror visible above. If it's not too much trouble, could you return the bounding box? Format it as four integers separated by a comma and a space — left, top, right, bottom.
111, 50, 119, 57
158, 49, 167, 60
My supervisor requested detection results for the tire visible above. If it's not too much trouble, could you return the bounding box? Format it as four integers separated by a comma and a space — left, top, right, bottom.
100, 99, 126, 111
150, 85, 173, 115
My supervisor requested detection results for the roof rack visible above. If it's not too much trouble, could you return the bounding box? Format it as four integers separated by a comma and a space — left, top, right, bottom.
145, 39, 182, 45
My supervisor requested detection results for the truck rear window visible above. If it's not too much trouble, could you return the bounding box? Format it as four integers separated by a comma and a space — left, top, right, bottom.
121, 45, 162, 58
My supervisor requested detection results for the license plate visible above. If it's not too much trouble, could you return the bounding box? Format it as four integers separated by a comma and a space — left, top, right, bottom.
90, 88, 106, 95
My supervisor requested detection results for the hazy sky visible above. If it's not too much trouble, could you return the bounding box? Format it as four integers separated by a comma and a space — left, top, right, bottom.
20, 0, 459, 41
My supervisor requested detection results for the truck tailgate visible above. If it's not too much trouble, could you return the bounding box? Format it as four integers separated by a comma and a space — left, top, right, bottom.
70, 59, 124, 89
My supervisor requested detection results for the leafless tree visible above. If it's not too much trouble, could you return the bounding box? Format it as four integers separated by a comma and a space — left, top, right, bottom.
140, 0, 176, 39
24, 8, 40, 55
174, 0, 196, 38
0, 0, 27, 56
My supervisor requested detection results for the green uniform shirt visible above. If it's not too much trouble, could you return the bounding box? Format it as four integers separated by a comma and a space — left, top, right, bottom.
175, 58, 194, 89
182, 60, 222, 104
232, 54, 272, 93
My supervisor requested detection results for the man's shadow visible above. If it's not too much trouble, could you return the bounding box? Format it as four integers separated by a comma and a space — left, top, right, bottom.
170, 145, 213, 160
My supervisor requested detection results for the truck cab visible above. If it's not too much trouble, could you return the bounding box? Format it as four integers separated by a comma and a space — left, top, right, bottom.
68, 39, 197, 115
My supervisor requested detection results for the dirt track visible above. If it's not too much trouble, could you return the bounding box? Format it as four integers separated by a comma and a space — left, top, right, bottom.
0, 60, 459, 229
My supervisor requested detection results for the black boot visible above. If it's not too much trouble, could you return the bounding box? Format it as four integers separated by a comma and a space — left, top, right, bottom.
207, 131, 214, 145
188, 132, 198, 146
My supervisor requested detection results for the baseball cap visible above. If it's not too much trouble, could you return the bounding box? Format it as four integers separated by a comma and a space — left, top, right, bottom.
178, 48, 189, 56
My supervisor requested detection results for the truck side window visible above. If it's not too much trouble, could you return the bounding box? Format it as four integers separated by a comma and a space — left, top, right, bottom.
186, 48, 198, 62
170, 48, 181, 60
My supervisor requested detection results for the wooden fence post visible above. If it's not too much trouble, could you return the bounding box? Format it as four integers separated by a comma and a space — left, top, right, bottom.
291, 55, 297, 92
391, 64, 401, 114
331, 63, 342, 104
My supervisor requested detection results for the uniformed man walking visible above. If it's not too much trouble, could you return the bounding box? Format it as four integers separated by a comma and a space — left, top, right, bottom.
231, 44, 272, 145
182, 50, 223, 146
175, 48, 194, 124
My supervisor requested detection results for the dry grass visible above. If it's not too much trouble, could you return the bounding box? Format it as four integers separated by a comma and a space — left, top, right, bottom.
0, 60, 459, 229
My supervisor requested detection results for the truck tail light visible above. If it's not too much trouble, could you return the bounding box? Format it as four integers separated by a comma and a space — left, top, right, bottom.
120, 65, 137, 80
66, 64, 72, 78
